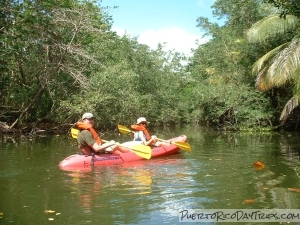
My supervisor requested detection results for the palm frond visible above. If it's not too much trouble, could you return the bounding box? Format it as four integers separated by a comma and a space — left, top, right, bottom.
247, 14, 299, 43
268, 39, 300, 87
254, 39, 300, 91
258, 3, 280, 16
255, 67, 271, 91
292, 67, 300, 95
279, 96, 298, 124
252, 43, 287, 75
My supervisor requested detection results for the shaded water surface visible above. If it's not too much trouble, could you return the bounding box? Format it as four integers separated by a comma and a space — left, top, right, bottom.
1, 126, 300, 225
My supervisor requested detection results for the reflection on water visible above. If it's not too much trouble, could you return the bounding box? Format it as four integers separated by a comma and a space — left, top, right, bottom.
55, 154, 194, 224
62, 155, 188, 207
1, 128, 300, 224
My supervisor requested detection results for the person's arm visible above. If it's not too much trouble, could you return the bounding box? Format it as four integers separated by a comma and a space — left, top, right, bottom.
81, 131, 115, 152
133, 132, 138, 141
92, 140, 115, 152
140, 131, 156, 146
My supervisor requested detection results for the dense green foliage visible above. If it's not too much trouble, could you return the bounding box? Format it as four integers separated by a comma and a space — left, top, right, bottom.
1, 0, 299, 132
263, 0, 300, 18
246, 1, 300, 127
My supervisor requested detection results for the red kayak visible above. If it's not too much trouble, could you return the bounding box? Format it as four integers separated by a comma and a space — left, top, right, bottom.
59, 135, 187, 171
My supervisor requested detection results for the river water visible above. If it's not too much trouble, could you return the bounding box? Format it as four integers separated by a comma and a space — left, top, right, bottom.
1, 125, 300, 225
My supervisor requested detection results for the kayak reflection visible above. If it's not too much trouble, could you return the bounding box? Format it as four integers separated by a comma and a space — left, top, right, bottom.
63, 155, 187, 212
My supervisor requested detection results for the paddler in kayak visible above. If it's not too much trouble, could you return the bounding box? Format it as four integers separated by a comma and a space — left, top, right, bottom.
76, 112, 132, 155
131, 117, 169, 147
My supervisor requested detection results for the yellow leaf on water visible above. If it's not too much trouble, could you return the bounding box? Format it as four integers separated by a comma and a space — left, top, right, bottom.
48, 218, 54, 221
56, 213, 61, 215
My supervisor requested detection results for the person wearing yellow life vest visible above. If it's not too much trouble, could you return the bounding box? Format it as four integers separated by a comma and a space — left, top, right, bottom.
77, 112, 132, 155
131, 117, 169, 147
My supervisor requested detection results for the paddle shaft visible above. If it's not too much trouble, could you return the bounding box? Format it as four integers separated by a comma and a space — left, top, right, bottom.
118, 126, 167, 142
120, 128, 167, 145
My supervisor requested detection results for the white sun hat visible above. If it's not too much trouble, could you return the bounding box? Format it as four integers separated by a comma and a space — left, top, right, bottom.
136, 117, 149, 124
82, 112, 94, 120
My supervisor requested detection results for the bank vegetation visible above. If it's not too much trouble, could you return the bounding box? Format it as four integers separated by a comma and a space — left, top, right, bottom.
1, 0, 300, 134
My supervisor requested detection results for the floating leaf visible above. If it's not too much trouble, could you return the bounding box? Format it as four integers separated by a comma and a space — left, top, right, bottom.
253, 161, 265, 170
56, 213, 61, 215
48, 218, 54, 221
288, 188, 300, 193
243, 199, 256, 204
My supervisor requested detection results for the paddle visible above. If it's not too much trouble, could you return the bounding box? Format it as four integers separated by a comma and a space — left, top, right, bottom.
117, 124, 192, 152
70, 128, 151, 159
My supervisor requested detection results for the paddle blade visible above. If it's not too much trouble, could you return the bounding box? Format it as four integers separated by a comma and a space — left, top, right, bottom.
132, 148, 151, 159
130, 144, 152, 155
157, 137, 192, 152
119, 144, 151, 159
102, 140, 152, 160
173, 141, 192, 152
70, 128, 79, 139
118, 124, 133, 135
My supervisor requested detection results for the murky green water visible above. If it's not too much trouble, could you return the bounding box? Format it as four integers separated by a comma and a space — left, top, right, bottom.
1, 125, 300, 225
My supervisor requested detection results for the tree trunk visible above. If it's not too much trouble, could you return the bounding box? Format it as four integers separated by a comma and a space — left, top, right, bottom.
9, 84, 44, 129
